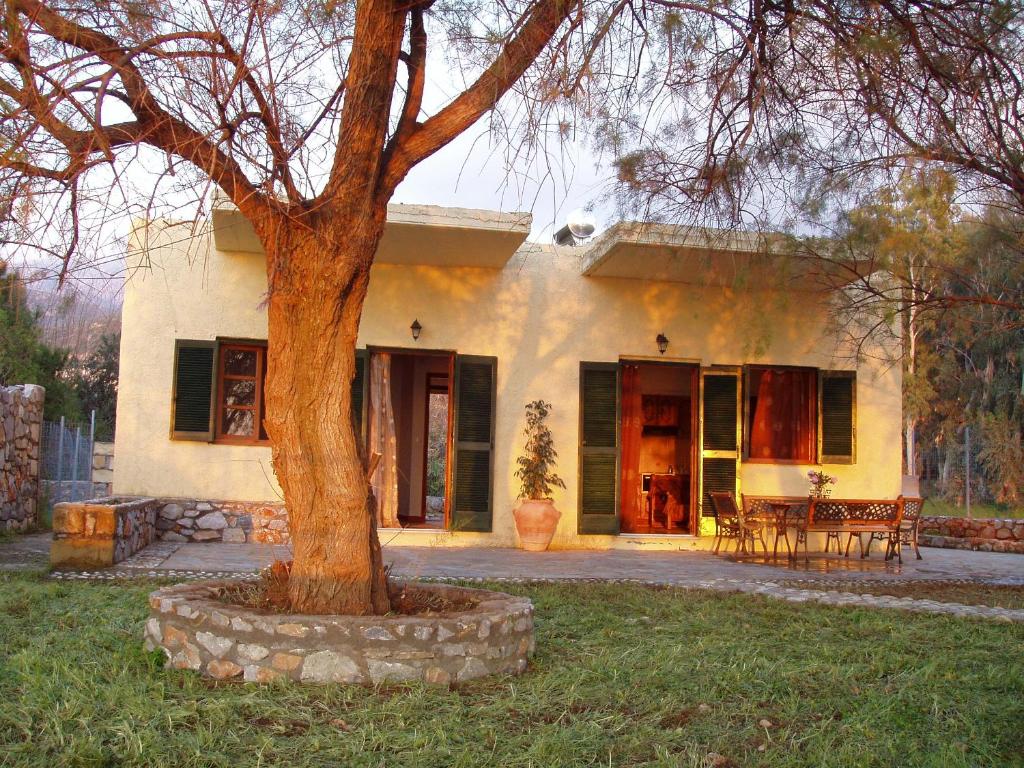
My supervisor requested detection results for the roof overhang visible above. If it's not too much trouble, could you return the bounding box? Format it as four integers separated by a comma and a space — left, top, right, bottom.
211, 198, 531, 268
580, 222, 860, 288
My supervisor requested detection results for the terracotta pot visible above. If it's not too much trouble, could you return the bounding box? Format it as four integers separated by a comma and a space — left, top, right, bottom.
513, 498, 561, 552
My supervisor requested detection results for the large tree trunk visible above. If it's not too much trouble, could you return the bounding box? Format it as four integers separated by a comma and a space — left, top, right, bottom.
260, 209, 390, 615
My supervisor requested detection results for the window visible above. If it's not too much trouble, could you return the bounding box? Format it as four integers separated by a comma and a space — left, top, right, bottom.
215, 343, 269, 444
744, 366, 817, 462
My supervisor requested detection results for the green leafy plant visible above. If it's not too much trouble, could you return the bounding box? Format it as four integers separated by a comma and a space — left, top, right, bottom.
515, 400, 566, 500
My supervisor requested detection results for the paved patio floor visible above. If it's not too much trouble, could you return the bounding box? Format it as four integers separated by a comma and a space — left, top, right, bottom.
156, 540, 1024, 585
5, 533, 1023, 620
5, 532, 1020, 585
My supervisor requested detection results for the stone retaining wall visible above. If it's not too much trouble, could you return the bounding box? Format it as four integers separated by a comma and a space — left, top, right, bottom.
145, 581, 535, 684
0, 384, 44, 532
91, 441, 114, 497
51, 496, 161, 567
157, 499, 288, 544
919, 515, 1024, 554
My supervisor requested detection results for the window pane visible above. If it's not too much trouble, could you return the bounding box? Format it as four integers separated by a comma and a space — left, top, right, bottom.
747, 367, 816, 461
224, 349, 257, 376
224, 379, 256, 406
222, 408, 254, 437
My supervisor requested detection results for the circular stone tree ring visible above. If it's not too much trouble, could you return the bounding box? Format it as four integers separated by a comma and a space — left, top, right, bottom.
145, 580, 535, 685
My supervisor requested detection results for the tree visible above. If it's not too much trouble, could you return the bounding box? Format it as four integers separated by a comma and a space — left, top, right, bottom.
793, 176, 1024, 501
609, 0, 1024, 226
75, 332, 119, 441
2, 0, 1021, 613
843, 168, 962, 477
0, 261, 81, 421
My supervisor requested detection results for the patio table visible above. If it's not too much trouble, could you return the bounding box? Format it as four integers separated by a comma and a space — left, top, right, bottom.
749, 501, 806, 559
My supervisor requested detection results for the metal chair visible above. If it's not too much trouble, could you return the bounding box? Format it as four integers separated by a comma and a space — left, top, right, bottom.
710, 491, 767, 555
866, 496, 925, 560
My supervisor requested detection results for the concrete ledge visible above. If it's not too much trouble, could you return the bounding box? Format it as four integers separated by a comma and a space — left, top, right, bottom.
145, 580, 535, 684
51, 496, 160, 567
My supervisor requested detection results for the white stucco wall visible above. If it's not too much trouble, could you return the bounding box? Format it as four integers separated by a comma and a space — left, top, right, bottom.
115, 218, 902, 550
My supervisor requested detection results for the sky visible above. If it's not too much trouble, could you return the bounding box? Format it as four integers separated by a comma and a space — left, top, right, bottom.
391, 121, 617, 242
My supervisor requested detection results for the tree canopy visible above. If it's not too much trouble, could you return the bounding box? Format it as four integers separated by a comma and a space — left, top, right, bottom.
0, 262, 81, 421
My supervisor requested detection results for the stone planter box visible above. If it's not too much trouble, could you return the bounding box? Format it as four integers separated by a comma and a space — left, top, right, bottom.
51, 496, 160, 567
145, 581, 535, 685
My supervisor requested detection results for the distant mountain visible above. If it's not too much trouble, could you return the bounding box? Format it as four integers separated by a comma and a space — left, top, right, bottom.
25, 278, 122, 359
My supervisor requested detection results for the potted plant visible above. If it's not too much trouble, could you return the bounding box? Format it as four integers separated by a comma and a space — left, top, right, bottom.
513, 400, 566, 551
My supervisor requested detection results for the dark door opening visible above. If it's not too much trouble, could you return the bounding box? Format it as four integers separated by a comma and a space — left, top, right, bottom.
367, 349, 453, 529
619, 361, 699, 534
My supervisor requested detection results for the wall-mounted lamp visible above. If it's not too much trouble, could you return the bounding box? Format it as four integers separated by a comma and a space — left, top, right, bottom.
410, 319, 422, 341
656, 333, 669, 355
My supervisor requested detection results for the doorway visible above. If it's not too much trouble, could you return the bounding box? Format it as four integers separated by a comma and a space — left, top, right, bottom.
619, 361, 699, 534
367, 349, 453, 529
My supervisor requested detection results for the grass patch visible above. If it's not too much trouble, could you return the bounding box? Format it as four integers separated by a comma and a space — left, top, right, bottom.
0, 574, 1022, 767
777, 580, 1024, 611
924, 499, 1024, 519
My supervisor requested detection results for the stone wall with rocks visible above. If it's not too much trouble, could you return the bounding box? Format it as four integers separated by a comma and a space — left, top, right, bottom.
1, 384, 44, 532
92, 441, 114, 497
157, 499, 289, 544
145, 580, 535, 685
51, 496, 160, 567
920, 516, 1024, 554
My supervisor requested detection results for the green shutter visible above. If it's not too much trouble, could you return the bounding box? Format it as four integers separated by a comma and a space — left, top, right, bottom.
170, 340, 217, 441
702, 374, 738, 451
820, 371, 856, 463
351, 349, 369, 449
451, 355, 496, 532
578, 363, 620, 534
702, 457, 738, 516
700, 369, 740, 516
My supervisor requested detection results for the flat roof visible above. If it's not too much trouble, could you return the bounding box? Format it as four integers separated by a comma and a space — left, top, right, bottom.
211, 199, 531, 268
579, 222, 785, 286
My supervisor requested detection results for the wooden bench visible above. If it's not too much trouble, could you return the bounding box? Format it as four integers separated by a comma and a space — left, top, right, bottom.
799, 497, 905, 562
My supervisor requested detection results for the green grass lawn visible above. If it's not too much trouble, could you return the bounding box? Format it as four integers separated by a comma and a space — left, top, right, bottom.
923, 498, 1024, 519
1, 574, 1022, 767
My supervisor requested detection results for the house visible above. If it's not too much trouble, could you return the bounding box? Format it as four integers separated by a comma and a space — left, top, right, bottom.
113, 201, 902, 549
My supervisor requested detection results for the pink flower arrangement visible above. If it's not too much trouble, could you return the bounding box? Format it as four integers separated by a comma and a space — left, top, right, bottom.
807, 470, 837, 498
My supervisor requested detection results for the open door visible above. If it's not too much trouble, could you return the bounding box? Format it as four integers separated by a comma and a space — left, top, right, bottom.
699, 367, 742, 524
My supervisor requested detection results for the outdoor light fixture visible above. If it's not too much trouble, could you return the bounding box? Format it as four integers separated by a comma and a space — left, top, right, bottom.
410, 319, 422, 341
656, 333, 669, 355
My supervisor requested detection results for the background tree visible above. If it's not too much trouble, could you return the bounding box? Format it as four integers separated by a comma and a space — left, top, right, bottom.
795, 177, 1024, 505
74, 332, 119, 441
0, 261, 81, 421
842, 168, 962, 477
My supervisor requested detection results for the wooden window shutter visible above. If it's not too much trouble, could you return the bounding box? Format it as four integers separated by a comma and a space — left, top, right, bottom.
351, 349, 369, 449
819, 371, 856, 463
578, 363, 620, 534
170, 340, 217, 441
451, 355, 496, 532
699, 369, 740, 516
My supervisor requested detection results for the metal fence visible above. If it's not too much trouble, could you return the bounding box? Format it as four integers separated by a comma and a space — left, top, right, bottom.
40, 412, 96, 504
